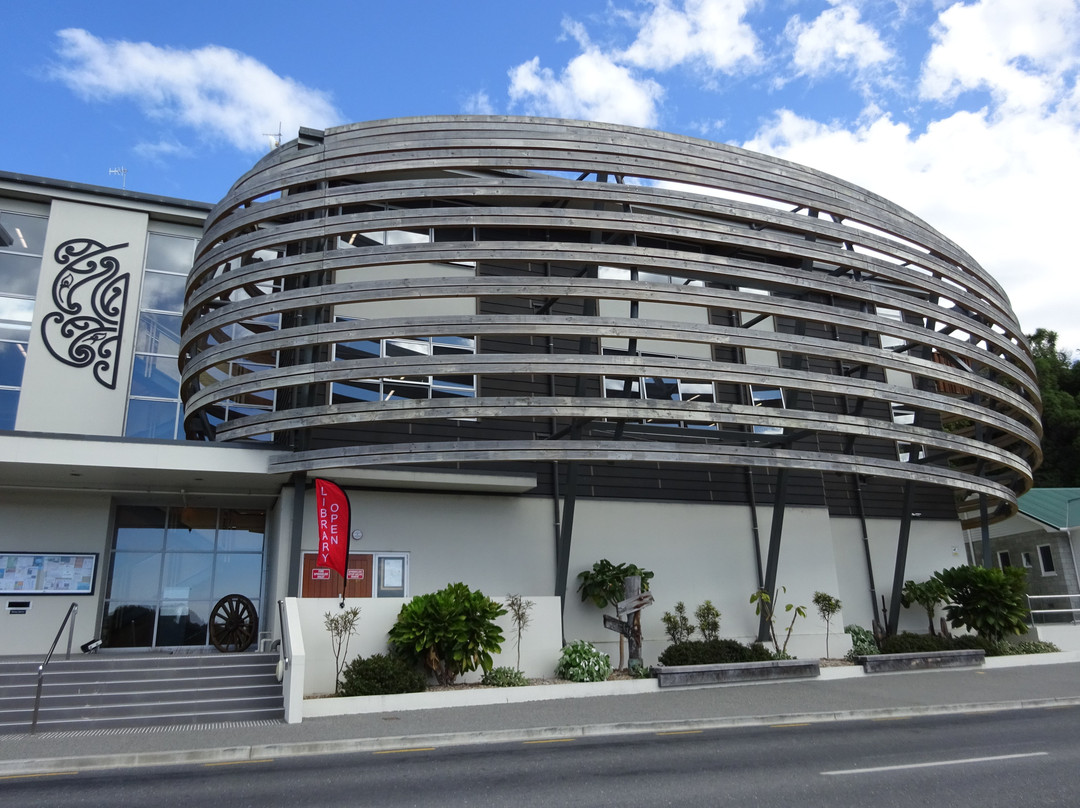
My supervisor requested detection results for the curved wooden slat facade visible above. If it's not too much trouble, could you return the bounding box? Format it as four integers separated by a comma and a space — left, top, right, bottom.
180, 116, 1040, 525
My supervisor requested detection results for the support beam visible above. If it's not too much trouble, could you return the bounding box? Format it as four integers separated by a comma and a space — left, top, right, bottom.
287, 472, 306, 598
979, 493, 992, 568
886, 480, 916, 636
756, 468, 789, 643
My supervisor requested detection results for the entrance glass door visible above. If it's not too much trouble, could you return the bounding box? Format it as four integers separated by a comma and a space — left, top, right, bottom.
101, 505, 265, 648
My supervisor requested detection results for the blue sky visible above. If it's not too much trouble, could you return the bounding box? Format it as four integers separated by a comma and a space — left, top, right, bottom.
5, 0, 1080, 352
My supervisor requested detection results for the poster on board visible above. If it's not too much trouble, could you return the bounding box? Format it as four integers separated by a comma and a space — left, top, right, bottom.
0, 553, 98, 595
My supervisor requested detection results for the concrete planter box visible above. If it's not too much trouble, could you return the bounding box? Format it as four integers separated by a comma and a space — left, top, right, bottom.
859, 649, 985, 673
651, 658, 820, 688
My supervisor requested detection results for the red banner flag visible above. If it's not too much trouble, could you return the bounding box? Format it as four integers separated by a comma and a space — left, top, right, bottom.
315, 479, 350, 581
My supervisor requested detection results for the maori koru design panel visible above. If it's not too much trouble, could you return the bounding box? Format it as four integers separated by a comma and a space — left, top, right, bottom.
40, 238, 131, 390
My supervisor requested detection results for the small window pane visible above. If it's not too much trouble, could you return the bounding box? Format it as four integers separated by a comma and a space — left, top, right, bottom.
332, 381, 380, 403
146, 233, 196, 273
167, 508, 217, 551
0, 253, 41, 296
101, 602, 157, 647
218, 510, 265, 552
212, 554, 263, 600
125, 398, 180, 439
0, 340, 27, 387
156, 602, 209, 646
0, 213, 48, 254
161, 552, 213, 600
108, 553, 163, 601
141, 270, 187, 313
130, 354, 182, 398
114, 506, 167, 551
0, 297, 33, 340
0, 388, 17, 429
136, 312, 182, 354
1039, 545, 1056, 574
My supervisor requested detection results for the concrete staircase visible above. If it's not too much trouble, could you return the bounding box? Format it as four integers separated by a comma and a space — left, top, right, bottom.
0, 652, 284, 734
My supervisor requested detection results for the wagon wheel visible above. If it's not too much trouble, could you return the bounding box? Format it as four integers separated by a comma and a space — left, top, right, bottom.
209, 594, 258, 652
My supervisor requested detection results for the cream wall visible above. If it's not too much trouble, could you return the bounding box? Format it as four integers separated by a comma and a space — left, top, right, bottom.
0, 490, 112, 655
18, 200, 148, 435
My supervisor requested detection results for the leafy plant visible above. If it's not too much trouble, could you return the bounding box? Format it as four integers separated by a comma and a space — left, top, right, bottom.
661, 602, 695, 645
324, 607, 362, 694
900, 578, 948, 635
844, 624, 879, 661
339, 653, 427, 697
388, 582, 507, 685
555, 640, 612, 682
577, 559, 654, 668
695, 600, 721, 642
504, 593, 535, 671
658, 638, 773, 666
811, 592, 842, 658
750, 586, 806, 657
933, 565, 1030, 644
482, 666, 529, 687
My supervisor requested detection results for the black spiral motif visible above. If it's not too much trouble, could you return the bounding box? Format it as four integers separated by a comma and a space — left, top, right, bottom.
41, 238, 130, 390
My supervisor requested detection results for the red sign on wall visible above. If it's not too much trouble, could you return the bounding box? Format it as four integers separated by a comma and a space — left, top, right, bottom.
311, 569, 331, 580
346, 569, 365, 580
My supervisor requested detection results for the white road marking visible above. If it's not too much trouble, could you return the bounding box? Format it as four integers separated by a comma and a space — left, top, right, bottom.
822, 751, 1048, 776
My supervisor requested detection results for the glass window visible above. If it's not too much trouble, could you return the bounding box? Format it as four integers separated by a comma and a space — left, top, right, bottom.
107, 552, 164, 601
114, 506, 167, 551
750, 385, 784, 435
0, 253, 42, 296
161, 552, 213, 600
125, 398, 180, 439
997, 551, 1011, 569
0, 388, 17, 430
1038, 544, 1056, 575
0, 340, 27, 387
167, 507, 217, 551
141, 270, 186, 313
145, 233, 196, 273
130, 355, 182, 398
136, 312, 182, 354
0, 212, 48, 254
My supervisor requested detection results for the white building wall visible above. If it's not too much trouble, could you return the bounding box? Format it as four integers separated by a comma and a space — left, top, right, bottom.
18, 200, 148, 435
0, 490, 112, 654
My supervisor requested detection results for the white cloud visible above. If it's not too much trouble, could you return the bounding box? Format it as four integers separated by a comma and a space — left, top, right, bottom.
133, 139, 193, 162
620, 0, 762, 73
786, 2, 894, 79
742, 98, 1080, 351
920, 0, 1080, 111
508, 51, 664, 128
50, 29, 343, 153
463, 90, 495, 115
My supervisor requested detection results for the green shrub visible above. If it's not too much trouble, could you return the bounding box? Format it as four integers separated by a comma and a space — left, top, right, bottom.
388, 582, 507, 685
658, 638, 772, 666
661, 602, 695, 645
482, 666, 529, 687
339, 653, 427, 697
844, 624, 879, 661
1012, 640, 1061, 655
695, 600, 722, 642
555, 640, 612, 682
880, 632, 954, 654
934, 565, 1029, 643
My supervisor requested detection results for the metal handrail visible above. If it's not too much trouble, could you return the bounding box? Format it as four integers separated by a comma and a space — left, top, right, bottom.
31, 602, 79, 733
277, 599, 290, 673
1026, 594, 1080, 622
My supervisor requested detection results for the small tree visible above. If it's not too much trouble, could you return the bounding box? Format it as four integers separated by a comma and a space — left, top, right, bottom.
934, 565, 1029, 644
505, 593, 534, 671
812, 592, 842, 658
695, 600, 721, 642
577, 559, 654, 669
661, 602, 695, 645
900, 578, 948, 635
388, 583, 507, 685
750, 586, 806, 658
324, 607, 362, 694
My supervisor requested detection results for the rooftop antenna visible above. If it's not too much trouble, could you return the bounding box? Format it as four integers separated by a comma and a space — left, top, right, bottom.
108, 167, 128, 189
264, 122, 283, 150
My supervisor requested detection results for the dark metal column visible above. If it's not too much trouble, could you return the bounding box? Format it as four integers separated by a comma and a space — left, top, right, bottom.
886, 480, 916, 636
286, 472, 307, 598
756, 468, 789, 643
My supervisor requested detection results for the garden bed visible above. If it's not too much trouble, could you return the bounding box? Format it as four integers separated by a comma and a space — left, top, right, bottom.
858, 649, 985, 673
650, 658, 820, 688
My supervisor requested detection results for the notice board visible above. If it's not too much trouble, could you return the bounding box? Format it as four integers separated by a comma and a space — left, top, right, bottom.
0, 553, 98, 595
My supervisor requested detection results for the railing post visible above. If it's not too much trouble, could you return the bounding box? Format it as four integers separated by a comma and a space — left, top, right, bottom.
65, 604, 78, 660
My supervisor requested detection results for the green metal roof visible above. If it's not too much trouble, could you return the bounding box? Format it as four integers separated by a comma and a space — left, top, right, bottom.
1017, 488, 1080, 529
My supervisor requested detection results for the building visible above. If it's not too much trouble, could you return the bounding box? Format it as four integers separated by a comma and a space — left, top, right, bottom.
1, 117, 1041, 679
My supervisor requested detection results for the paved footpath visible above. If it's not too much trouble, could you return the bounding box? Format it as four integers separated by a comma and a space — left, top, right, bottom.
2, 657, 1080, 776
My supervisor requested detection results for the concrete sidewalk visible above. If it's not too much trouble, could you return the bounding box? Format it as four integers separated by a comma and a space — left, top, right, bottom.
3, 657, 1080, 777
